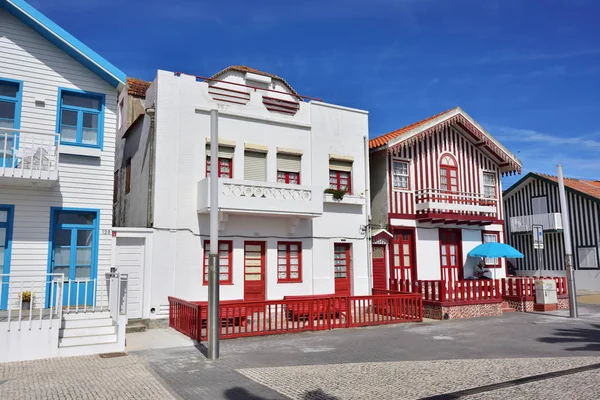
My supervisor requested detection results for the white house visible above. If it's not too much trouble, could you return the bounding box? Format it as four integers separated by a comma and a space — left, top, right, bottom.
114, 66, 371, 319
0, 0, 127, 361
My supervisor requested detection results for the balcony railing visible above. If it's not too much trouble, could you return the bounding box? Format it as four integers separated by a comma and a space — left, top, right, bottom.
0, 128, 59, 183
415, 188, 497, 216
510, 213, 563, 233
197, 178, 323, 217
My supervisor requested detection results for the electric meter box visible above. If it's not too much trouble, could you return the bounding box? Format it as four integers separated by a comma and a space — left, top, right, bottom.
535, 279, 557, 305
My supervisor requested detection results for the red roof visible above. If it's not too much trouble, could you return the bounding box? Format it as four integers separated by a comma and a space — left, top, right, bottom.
208, 65, 299, 96
369, 108, 456, 149
536, 173, 600, 200
127, 77, 151, 97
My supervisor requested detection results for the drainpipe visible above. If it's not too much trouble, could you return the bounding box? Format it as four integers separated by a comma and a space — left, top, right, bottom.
145, 106, 156, 228
364, 135, 373, 294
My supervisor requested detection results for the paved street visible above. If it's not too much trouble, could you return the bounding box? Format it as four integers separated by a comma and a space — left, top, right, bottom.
2, 304, 600, 399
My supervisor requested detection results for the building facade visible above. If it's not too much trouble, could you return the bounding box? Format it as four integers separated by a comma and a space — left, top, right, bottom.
369, 107, 522, 287
0, 0, 127, 361
114, 67, 371, 319
504, 173, 600, 291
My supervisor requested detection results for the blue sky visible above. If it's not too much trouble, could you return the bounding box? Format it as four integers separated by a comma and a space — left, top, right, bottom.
33, 0, 600, 188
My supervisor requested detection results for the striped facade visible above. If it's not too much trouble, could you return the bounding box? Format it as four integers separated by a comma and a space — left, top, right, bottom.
387, 124, 503, 219
504, 174, 600, 273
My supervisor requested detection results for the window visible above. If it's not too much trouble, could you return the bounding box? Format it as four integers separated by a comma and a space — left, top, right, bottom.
531, 196, 548, 215
482, 172, 496, 198
203, 241, 233, 284
125, 158, 131, 194
578, 247, 599, 269
482, 231, 500, 267
392, 160, 409, 190
277, 242, 302, 282
244, 150, 267, 181
118, 99, 124, 130
329, 159, 352, 193
57, 89, 104, 148
206, 144, 234, 178
0, 78, 22, 167
113, 170, 119, 204
277, 153, 301, 184
206, 157, 232, 178
439, 154, 458, 192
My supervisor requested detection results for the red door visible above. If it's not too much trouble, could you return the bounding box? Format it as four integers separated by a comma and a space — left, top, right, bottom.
391, 229, 416, 284
439, 229, 462, 283
334, 244, 351, 296
244, 242, 265, 301
372, 244, 387, 290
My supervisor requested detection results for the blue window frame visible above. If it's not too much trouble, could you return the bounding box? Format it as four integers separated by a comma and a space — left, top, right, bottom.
47, 208, 99, 307
0, 205, 15, 310
56, 88, 105, 149
0, 78, 23, 168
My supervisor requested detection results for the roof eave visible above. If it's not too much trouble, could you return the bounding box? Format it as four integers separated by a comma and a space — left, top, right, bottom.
3, 0, 126, 90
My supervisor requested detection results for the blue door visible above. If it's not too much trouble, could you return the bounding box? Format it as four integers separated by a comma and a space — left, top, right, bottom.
0, 205, 14, 310
0, 78, 22, 168
48, 209, 98, 308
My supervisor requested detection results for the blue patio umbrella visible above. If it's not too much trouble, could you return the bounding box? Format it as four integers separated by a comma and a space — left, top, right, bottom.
468, 242, 524, 259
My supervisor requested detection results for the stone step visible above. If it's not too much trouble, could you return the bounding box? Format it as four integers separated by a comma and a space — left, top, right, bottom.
126, 323, 147, 334
60, 325, 116, 338
59, 333, 117, 347
61, 317, 113, 329
502, 308, 516, 313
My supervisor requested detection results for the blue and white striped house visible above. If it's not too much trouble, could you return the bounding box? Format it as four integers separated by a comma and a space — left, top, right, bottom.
0, 0, 128, 361
504, 172, 600, 292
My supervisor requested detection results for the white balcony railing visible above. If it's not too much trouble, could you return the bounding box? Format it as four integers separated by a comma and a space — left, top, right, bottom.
197, 178, 323, 217
510, 213, 563, 233
415, 188, 497, 216
0, 128, 59, 182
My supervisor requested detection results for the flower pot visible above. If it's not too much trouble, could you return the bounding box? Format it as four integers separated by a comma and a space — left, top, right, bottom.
22, 301, 31, 311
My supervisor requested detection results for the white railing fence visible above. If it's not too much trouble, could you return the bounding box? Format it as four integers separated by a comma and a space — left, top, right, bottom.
0, 128, 59, 178
415, 188, 498, 207
510, 213, 563, 233
62, 278, 109, 315
0, 273, 64, 332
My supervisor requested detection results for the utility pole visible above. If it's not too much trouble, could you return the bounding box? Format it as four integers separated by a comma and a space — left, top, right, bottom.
208, 109, 220, 358
557, 164, 578, 318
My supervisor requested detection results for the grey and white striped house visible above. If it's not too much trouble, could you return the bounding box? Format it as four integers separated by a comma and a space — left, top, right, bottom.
503, 172, 600, 291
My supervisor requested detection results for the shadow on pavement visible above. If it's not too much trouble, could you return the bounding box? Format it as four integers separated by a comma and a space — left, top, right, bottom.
537, 324, 600, 351
194, 342, 208, 357
223, 387, 340, 400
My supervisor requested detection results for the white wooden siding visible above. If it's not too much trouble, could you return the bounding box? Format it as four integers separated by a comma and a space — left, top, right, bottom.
0, 9, 118, 279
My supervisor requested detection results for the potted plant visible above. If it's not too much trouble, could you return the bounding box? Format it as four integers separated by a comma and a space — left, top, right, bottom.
20, 291, 33, 310
324, 188, 347, 201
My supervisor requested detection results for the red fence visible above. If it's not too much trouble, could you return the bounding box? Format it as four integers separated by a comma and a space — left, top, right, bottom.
393, 276, 568, 304
169, 294, 422, 342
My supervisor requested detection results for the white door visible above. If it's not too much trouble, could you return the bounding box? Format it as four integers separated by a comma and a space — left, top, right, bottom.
115, 237, 145, 319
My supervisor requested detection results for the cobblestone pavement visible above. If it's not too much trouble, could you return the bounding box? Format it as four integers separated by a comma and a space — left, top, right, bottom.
0, 354, 177, 400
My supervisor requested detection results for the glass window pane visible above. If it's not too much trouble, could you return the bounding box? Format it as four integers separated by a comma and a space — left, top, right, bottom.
82, 113, 98, 129
61, 109, 78, 126
75, 265, 91, 279
290, 244, 299, 251
0, 228, 5, 244
82, 128, 98, 145
61, 125, 78, 143
54, 229, 71, 246
76, 248, 92, 265
77, 230, 93, 246
54, 247, 70, 265
0, 210, 6, 222
451, 256, 456, 265
54, 266, 69, 278
290, 272, 299, 279
63, 93, 100, 110
0, 101, 16, 120
0, 247, 4, 267
219, 273, 228, 281
394, 255, 400, 266
0, 81, 19, 98
56, 212, 94, 225
404, 255, 410, 266
278, 272, 287, 279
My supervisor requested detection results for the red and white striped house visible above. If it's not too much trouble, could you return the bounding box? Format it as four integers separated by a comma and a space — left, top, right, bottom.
369, 107, 522, 287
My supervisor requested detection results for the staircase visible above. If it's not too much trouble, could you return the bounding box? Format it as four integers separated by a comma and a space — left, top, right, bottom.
501, 301, 516, 313
58, 311, 123, 357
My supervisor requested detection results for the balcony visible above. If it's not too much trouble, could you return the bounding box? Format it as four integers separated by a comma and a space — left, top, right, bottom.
415, 189, 497, 225
510, 213, 563, 233
197, 178, 323, 217
0, 128, 59, 187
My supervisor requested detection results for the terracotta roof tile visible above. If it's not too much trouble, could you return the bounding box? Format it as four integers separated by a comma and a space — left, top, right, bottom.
535, 173, 600, 200
369, 108, 456, 149
127, 77, 151, 97
208, 65, 299, 96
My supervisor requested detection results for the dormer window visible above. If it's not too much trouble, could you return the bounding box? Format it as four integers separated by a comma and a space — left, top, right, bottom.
439, 154, 458, 192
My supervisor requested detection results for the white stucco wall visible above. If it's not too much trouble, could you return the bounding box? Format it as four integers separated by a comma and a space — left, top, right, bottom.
415, 227, 441, 280
133, 70, 370, 316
